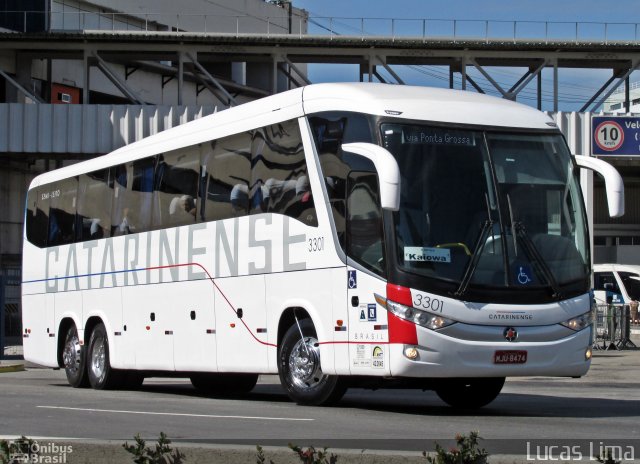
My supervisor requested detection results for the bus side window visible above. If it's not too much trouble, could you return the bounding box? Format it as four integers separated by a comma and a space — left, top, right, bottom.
250, 120, 317, 226
309, 112, 375, 248
26, 187, 49, 248
77, 169, 112, 241
112, 159, 155, 235
48, 177, 78, 246
346, 171, 386, 277
154, 149, 199, 228
112, 164, 128, 236
202, 133, 252, 221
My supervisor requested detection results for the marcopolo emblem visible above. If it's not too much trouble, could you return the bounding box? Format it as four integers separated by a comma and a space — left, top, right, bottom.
503, 327, 518, 342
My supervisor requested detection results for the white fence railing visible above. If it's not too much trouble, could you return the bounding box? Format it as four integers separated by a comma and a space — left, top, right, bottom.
2, 11, 640, 43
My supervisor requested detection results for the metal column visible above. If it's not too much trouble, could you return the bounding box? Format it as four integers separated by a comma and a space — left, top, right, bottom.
178, 52, 184, 106
461, 57, 467, 91
625, 75, 630, 113
537, 71, 542, 110
83, 50, 91, 104
553, 61, 558, 112
0, 275, 5, 360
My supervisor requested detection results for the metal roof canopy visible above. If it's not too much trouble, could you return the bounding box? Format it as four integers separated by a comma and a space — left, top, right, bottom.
2, 31, 640, 110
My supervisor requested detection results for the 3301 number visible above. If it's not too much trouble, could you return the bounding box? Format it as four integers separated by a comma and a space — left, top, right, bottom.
413, 293, 444, 313
308, 237, 324, 252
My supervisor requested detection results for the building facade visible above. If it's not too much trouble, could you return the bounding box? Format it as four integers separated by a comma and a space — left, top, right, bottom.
1, 5, 640, 347
0, 0, 308, 341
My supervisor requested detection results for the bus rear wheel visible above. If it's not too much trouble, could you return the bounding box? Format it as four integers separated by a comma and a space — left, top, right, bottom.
435, 377, 505, 409
62, 325, 88, 388
190, 373, 258, 396
278, 318, 346, 406
87, 322, 122, 390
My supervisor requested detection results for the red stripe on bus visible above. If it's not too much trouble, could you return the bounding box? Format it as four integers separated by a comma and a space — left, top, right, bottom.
119, 263, 405, 350
146, 263, 278, 348
317, 341, 390, 345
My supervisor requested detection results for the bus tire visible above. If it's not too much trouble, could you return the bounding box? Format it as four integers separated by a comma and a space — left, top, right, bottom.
62, 325, 89, 388
435, 377, 505, 409
86, 322, 122, 390
278, 318, 346, 406
190, 373, 258, 396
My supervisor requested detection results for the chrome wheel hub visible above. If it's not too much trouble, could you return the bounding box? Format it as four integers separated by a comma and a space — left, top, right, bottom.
63, 333, 81, 373
90, 336, 106, 381
288, 336, 324, 390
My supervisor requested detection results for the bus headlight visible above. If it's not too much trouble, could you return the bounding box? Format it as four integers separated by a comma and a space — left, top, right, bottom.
376, 295, 456, 331
560, 311, 593, 331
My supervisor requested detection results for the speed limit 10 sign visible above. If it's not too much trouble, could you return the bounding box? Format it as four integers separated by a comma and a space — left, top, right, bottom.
595, 120, 624, 151
592, 116, 640, 156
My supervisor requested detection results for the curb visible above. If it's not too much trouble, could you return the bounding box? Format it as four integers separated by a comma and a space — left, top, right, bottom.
0, 363, 25, 373
0, 440, 534, 464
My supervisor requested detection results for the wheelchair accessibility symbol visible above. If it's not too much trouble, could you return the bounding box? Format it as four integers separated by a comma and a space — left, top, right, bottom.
516, 266, 532, 285
348, 270, 357, 289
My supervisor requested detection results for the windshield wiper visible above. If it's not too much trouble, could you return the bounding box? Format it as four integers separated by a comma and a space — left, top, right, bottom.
506, 194, 518, 257
453, 219, 493, 298
513, 222, 562, 300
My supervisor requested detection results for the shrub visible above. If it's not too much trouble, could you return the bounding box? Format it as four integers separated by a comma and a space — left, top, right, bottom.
122, 432, 185, 464
595, 449, 622, 464
423, 431, 489, 464
289, 443, 338, 464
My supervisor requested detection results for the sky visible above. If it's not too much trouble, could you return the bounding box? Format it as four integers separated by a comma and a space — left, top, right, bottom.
292, 0, 640, 23
288, 0, 640, 111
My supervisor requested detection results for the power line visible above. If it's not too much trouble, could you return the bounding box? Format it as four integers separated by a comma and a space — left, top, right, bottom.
404, 65, 600, 104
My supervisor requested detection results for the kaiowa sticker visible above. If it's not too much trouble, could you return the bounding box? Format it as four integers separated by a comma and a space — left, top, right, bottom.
404, 247, 451, 263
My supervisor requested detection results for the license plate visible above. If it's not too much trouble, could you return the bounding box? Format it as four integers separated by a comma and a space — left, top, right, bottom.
494, 350, 527, 364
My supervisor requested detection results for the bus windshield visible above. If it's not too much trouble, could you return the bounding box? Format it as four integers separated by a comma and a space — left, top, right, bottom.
382, 123, 589, 295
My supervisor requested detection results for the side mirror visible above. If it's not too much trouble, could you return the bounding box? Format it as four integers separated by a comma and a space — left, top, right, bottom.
573, 154, 624, 218
341, 143, 401, 211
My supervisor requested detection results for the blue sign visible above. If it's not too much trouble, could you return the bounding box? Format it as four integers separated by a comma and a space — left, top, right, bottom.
368, 303, 377, 321
516, 265, 533, 285
607, 291, 625, 304
592, 116, 640, 156
348, 270, 357, 289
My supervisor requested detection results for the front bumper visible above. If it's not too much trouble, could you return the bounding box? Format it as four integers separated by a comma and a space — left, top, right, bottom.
389, 325, 591, 378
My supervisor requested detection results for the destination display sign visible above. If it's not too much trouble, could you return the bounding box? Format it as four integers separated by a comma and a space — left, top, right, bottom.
592, 116, 640, 156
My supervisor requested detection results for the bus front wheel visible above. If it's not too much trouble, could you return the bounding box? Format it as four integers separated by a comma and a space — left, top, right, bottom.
62, 325, 89, 388
87, 322, 122, 390
278, 318, 346, 406
435, 377, 505, 409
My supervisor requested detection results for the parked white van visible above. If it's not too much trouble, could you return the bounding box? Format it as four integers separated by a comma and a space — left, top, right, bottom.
593, 264, 640, 322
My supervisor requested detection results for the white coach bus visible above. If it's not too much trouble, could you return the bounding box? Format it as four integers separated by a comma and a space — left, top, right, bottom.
22, 83, 624, 408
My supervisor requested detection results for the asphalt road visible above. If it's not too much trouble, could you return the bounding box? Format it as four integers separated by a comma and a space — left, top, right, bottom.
1, 351, 640, 456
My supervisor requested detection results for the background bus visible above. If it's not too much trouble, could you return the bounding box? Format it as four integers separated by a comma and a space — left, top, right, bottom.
22, 83, 624, 408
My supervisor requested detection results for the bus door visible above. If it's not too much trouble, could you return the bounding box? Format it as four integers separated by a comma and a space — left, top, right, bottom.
172, 278, 217, 371
345, 171, 390, 375
124, 282, 175, 371
215, 273, 269, 372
